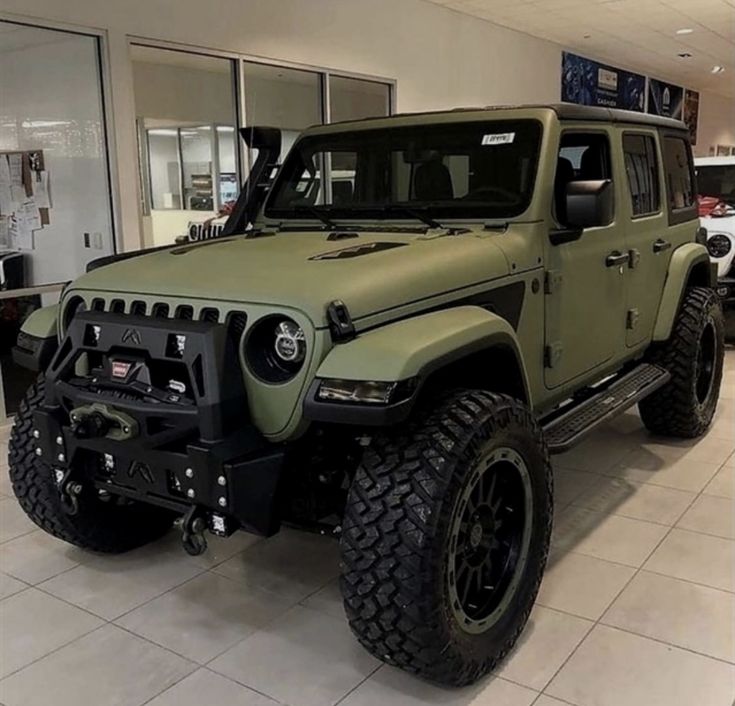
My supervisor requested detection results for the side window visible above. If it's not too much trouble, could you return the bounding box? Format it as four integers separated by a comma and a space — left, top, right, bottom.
623, 134, 660, 217
554, 132, 612, 225
662, 136, 695, 213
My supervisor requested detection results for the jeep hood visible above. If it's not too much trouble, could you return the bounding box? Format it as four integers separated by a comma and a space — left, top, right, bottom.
72, 230, 513, 326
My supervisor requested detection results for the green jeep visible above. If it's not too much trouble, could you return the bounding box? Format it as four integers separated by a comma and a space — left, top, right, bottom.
9, 105, 724, 686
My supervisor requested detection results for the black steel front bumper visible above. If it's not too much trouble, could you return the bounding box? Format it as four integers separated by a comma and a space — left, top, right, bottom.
34, 310, 284, 536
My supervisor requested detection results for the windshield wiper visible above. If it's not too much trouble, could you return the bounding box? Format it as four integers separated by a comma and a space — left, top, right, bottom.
380, 205, 445, 230
294, 205, 338, 229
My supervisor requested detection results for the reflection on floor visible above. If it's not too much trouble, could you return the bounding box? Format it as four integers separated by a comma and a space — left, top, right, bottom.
0, 350, 733, 706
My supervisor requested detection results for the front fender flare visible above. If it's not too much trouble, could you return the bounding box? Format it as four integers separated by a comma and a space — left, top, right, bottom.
653, 243, 713, 342
305, 306, 530, 425
12, 304, 59, 372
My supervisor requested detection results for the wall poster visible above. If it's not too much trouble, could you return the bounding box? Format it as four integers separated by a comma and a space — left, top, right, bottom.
561, 52, 646, 112
647, 78, 684, 119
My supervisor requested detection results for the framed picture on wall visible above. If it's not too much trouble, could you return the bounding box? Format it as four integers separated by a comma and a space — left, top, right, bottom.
716, 145, 731, 156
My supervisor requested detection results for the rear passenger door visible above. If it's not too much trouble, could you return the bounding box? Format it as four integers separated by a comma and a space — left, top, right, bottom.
618, 129, 670, 347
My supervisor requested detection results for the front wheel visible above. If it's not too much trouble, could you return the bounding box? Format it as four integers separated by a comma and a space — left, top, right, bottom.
339, 390, 552, 686
640, 287, 724, 438
8, 376, 175, 553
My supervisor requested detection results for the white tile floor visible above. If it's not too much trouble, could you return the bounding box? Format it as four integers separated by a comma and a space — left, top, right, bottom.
0, 350, 733, 706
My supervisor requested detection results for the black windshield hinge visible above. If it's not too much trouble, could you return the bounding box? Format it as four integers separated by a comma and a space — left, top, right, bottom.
327, 300, 356, 343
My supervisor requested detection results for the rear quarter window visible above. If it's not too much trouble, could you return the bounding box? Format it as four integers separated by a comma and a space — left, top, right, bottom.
662, 135, 697, 225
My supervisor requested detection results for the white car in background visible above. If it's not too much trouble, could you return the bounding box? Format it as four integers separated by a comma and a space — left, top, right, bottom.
696, 156, 735, 338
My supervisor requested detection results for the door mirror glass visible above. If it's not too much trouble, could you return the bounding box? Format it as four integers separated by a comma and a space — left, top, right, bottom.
565, 179, 614, 229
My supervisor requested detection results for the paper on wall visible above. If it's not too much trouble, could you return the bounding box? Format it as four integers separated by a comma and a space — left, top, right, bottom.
17, 198, 42, 231
32, 170, 51, 209
0, 186, 12, 216
9, 214, 33, 250
10, 184, 27, 207
0, 155, 10, 187
0, 217, 8, 247
8, 153, 23, 186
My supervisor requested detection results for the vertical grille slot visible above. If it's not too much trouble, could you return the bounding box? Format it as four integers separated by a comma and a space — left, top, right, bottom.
175, 305, 194, 321
110, 299, 125, 314
199, 307, 220, 323
151, 303, 170, 318
226, 311, 248, 343
130, 301, 147, 316
91, 298, 105, 312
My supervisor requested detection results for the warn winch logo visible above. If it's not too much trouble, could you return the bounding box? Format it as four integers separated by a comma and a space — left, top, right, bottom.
111, 361, 132, 378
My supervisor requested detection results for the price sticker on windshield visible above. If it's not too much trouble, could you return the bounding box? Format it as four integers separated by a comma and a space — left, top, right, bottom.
482, 132, 516, 146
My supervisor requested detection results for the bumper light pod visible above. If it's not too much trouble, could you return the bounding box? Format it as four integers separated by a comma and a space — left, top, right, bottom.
317, 379, 398, 405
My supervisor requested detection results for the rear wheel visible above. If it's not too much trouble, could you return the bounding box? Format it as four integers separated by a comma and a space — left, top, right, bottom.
640, 287, 724, 438
340, 390, 552, 686
8, 376, 175, 553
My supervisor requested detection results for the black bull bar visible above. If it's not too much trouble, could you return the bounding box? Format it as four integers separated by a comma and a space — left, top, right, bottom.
33, 310, 284, 537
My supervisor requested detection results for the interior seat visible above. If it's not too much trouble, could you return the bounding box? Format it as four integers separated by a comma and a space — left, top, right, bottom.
414, 159, 454, 201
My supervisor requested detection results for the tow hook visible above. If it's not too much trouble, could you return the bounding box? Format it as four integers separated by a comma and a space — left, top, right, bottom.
54, 468, 82, 515
179, 506, 208, 556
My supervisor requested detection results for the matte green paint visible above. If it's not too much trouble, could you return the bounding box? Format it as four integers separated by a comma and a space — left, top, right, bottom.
652, 243, 711, 341
316, 305, 531, 403
21, 304, 58, 339
45, 106, 702, 442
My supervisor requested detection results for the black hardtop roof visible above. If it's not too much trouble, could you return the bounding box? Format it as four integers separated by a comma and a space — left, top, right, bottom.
318, 103, 687, 132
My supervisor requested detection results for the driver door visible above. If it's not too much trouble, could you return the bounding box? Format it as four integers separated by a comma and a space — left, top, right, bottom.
544, 129, 628, 389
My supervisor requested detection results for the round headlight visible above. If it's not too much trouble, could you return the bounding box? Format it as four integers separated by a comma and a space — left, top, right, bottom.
245, 316, 307, 383
274, 320, 306, 364
707, 233, 733, 259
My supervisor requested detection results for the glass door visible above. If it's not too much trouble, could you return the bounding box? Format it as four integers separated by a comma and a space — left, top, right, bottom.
0, 21, 115, 416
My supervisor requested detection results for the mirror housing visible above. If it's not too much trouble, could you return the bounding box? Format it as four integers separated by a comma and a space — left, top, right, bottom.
565, 179, 614, 229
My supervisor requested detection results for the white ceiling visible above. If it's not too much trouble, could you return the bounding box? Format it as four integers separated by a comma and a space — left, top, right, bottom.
426, 0, 735, 96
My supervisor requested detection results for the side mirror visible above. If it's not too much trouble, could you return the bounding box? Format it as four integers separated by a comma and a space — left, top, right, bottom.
566, 179, 614, 229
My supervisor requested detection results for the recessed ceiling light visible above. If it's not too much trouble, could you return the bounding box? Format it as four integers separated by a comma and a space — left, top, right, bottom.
711, 65, 726, 74
676, 28, 694, 35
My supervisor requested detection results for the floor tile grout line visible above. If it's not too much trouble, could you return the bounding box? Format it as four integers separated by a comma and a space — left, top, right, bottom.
531, 474, 696, 696
331, 663, 384, 706
594, 619, 735, 666
0, 620, 107, 683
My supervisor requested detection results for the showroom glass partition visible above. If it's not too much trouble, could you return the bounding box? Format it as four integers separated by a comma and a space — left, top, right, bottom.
131, 44, 240, 247
132, 42, 395, 246
0, 21, 115, 416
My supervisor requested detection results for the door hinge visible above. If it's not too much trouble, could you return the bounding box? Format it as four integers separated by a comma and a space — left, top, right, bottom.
628, 249, 641, 269
626, 308, 640, 330
544, 270, 563, 294
544, 342, 563, 368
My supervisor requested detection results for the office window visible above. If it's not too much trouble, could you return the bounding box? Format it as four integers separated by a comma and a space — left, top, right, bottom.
243, 62, 321, 162
623, 134, 661, 217
329, 76, 391, 123
131, 45, 239, 246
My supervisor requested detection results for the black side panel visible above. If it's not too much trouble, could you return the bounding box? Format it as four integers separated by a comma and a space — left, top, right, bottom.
452, 281, 526, 330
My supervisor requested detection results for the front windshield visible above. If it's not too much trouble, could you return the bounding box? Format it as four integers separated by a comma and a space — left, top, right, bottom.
265, 119, 542, 222
697, 165, 735, 205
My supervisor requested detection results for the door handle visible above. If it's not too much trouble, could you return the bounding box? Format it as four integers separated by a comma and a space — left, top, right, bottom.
653, 238, 671, 253
606, 251, 629, 267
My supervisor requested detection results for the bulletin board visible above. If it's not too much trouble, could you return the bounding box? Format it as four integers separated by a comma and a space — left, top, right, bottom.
0, 150, 52, 251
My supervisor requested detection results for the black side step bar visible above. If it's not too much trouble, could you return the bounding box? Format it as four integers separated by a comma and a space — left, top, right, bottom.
542, 363, 670, 454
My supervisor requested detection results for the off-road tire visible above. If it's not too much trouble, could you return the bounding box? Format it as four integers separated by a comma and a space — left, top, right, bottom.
640, 287, 724, 438
340, 390, 552, 686
8, 376, 175, 553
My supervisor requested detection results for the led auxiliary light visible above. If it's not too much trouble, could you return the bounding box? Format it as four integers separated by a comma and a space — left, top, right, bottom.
317, 379, 398, 405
